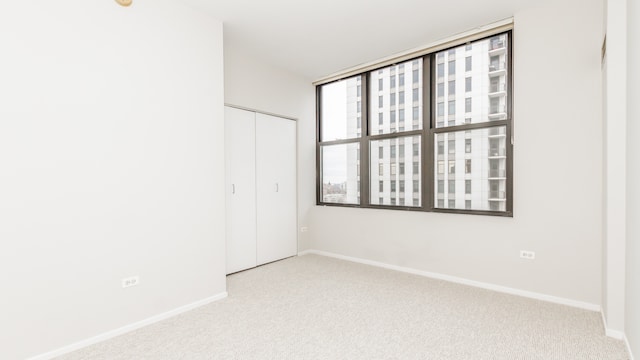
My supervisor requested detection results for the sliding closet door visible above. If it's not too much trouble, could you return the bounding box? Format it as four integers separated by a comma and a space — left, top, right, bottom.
255, 113, 297, 265
225, 107, 257, 274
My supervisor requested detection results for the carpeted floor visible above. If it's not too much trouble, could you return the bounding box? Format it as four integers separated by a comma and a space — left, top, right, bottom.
59, 254, 629, 359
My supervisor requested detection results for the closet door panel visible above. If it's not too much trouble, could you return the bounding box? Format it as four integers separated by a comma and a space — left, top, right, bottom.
255, 113, 297, 265
225, 107, 257, 274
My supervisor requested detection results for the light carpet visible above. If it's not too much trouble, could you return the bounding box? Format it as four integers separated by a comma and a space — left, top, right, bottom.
59, 254, 629, 359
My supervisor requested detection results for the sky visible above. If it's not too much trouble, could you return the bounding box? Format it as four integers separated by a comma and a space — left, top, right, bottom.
321, 80, 350, 184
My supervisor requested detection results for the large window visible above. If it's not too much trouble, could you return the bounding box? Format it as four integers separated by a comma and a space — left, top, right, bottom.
317, 32, 512, 216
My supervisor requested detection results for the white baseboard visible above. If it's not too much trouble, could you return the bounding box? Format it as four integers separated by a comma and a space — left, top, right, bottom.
625, 334, 636, 360
599, 309, 636, 360
298, 249, 601, 312
28, 292, 228, 360
605, 327, 626, 340
600, 310, 626, 340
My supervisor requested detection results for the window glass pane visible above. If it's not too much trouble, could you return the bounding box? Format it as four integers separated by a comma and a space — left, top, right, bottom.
437, 63, 444, 78
435, 33, 509, 128
370, 136, 421, 207
321, 143, 360, 204
370, 59, 423, 135
320, 76, 361, 141
433, 126, 507, 211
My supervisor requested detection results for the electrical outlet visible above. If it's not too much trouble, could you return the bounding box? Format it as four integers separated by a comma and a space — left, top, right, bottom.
520, 250, 535, 260
122, 276, 139, 288
300, 227, 308, 233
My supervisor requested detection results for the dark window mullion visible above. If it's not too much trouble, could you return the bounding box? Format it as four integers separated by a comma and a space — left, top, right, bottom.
506, 124, 513, 214
319, 138, 364, 146
423, 55, 433, 210
432, 120, 509, 134
315, 86, 322, 204
361, 74, 370, 206
506, 30, 514, 215
368, 130, 422, 141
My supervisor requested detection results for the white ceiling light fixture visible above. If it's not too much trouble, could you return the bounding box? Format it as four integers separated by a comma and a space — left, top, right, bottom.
115, 0, 132, 6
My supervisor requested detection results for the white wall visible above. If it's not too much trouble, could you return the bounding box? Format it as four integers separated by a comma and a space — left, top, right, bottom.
626, 0, 640, 355
224, 44, 316, 251
307, 0, 605, 306
603, 0, 627, 335
601, 0, 609, 327
0, 1, 226, 359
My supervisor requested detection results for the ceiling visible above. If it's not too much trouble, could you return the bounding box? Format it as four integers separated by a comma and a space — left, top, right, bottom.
180, 0, 539, 81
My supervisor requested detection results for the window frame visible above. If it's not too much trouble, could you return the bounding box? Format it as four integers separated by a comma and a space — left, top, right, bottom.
316, 31, 513, 217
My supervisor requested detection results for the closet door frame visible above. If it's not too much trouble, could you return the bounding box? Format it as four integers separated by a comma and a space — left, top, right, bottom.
225, 104, 298, 272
